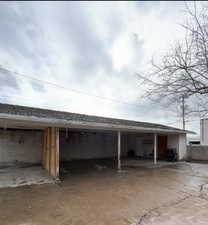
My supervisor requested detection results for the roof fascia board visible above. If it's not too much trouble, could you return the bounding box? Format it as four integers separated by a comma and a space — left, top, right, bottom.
0, 113, 189, 134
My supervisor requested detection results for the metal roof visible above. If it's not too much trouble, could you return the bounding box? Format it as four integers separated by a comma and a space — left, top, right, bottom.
0, 103, 194, 134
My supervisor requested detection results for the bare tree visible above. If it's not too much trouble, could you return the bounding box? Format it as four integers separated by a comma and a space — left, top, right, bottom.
138, 2, 208, 128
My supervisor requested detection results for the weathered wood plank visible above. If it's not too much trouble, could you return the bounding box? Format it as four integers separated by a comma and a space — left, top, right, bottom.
55, 128, 59, 177
50, 127, 55, 176
46, 128, 50, 171
41, 130, 45, 168
41, 127, 59, 178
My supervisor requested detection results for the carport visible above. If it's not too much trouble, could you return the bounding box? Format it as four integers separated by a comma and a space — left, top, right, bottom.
0, 103, 191, 186
58, 129, 163, 174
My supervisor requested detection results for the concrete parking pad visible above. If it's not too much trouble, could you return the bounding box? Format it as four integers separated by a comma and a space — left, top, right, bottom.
0, 162, 208, 225
0, 165, 54, 188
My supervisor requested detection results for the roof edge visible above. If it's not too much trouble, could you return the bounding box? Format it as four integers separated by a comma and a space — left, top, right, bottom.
0, 113, 193, 134
0, 103, 189, 132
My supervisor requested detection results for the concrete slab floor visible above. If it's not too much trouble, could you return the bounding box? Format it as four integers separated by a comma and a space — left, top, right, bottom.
121, 159, 180, 169
1, 161, 208, 225
0, 165, 55, 188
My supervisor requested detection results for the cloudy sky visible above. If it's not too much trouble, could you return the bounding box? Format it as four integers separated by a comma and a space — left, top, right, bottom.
0, 1, 203, 136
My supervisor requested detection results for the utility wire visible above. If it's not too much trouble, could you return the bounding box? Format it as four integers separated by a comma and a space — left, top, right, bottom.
165, 120, 181, 125
0, 65, 200, 131
0, 65, 177, 114
0, 65, 140, 107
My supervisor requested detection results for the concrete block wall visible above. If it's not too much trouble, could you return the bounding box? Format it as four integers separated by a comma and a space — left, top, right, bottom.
168, 135, 178, 150
200, 119, 208, 145
0, 129, 42, 166
0, 129, 185, 165
168, 134, 179, 159
134, 134, 154, 157
59, 131, 155, 161
60, 131, 118, 161
188, 145, 208, 161
120, 133, 154, 158
168, 134, 187, 161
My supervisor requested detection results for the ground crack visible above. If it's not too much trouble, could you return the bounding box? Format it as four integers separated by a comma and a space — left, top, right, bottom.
136, 180, 208, 225
198, 182, 208, 201
135, 194, 193, 225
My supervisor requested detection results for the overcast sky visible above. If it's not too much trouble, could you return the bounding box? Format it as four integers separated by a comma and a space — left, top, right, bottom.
0, 1, 203, 136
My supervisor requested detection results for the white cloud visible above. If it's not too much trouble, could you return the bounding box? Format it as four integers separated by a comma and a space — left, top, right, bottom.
0, 1, 203, 135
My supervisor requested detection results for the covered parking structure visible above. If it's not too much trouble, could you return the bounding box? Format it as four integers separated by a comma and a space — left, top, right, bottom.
0, 103, 191, 181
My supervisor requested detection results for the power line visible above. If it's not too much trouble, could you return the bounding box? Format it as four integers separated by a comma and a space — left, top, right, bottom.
0, 65, 177, 114
0, 94, 74, 112
186, 119, 200, 123
0, 65, 140, 107
0, 65, 202, 131
165, 120, 181, 125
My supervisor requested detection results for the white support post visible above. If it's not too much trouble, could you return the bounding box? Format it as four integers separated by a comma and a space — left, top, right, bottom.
154, 133, 157, 165
118, 130, 121, 171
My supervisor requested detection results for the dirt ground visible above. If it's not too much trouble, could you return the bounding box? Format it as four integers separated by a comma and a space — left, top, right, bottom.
1, 160, 208, 225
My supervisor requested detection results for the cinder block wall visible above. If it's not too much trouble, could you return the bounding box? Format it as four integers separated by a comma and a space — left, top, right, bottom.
59, 131, 154, 161
0, 129, 185, 165
168, 134, 187, 161
188, 145, 208, 161
126, 133, 154, 157
136, 134, 154, 157
0, 129, 42, 166
59, 131, 118, 161
200, 119, 208, 145
168, 134, 179, 158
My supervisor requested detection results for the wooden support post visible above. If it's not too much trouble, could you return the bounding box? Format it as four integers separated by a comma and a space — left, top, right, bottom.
46, 128, 50, 171
50, 128, 55, 176
42, 127, 59, 177
154, 133, 157, 165
55, 128, 59, 177
41, 129, 46, 168
118, 130, 121, 171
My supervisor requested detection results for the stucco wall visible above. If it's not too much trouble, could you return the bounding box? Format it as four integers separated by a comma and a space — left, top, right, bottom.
0, 129, 42, 165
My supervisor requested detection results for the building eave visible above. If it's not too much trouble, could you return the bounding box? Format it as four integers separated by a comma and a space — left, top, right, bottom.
0, 113, 193, 134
